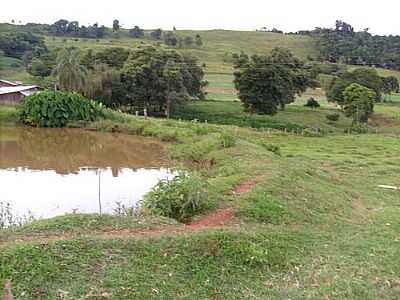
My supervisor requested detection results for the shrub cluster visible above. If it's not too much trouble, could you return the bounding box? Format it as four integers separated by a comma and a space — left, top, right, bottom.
326, 113, 340, 122
19, 91, 104, 127
304, 97, 320, 108
303, 128, 325, 137
219, 132, 236, 148
143, 172, 208, 222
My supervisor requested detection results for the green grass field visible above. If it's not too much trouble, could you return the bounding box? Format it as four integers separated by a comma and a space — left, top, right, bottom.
44, 30, 317, 75
174, 99, 354, 133
1, 107, 400, 299
2, 27, 400, 299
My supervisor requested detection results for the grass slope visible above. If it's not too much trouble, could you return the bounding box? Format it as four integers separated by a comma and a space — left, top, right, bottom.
174, 92, 358, 133
1, 106, 400, 298
44, 30, 317, 75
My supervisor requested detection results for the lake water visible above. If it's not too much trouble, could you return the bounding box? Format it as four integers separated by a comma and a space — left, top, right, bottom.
0, 127, 174, 223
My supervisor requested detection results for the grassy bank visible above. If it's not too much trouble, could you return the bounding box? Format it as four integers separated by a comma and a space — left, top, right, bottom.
44, 30, 317, 75
1, 104, 400, 298
0, 105, 18, 126
174, 99, 355, 133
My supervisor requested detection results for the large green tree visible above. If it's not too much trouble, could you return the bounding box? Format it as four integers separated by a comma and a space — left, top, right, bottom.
327, 68, 385, 106
52, 48, 88, 92
343, 83, 376, 124
233, 48, 316, 115
129, 26, 145, 38
150, 29, 163, 40
382, 76, 399, 100
112, 19, 120, 32
120, 46, 206, 117
27, 58, 51, 78
0, 31, 47, 59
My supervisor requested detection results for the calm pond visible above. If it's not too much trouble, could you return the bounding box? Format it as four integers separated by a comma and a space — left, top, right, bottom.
0, 127, 174, 223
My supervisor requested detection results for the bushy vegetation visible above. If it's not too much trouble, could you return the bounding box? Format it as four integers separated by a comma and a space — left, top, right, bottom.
233, 48, 316, 115
326, 112, 340, 121
343, 83, 375, 123
48, 19, 107, 38
306, 20, 400, 70
0, 31, 47, 59
143, 172, 209, 222
119, 45, 207, 117
18, 91, 104, 127
304, 97, 320, 108
173, 100, 355, 133
326, 68, 388, 105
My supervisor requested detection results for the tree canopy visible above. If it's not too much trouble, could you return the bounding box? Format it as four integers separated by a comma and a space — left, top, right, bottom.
233, 48, 316, 115
303, 20, 400, 70
326, 68, 394, 106
343, 83, 376, 124
0, 31, 47, 59
119, 46, 207, 117
52, 48, 88, 92
49, 19, 106, 38
129, 26, 144, 38
112, 20, 120, 32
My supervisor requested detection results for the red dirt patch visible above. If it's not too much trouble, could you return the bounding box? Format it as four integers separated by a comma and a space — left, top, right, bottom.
233, 177, 263, 194
0, 179, 266, 247
186, 209, 235, 229
0, 211, 237, 249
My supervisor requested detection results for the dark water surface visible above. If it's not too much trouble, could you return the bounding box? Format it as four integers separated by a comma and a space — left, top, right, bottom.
0, 127, 174, 221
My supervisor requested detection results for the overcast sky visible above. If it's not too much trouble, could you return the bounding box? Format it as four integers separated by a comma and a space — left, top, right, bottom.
1, 0, 400, 35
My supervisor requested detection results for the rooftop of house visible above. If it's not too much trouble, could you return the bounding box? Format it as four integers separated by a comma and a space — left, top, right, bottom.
0, 79, 21, 86
0, 85, 39, 95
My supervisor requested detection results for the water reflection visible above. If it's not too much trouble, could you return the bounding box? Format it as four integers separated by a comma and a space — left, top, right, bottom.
0, 127, 173, 222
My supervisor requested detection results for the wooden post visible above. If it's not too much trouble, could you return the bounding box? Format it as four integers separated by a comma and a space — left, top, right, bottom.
98, 170, 102, 215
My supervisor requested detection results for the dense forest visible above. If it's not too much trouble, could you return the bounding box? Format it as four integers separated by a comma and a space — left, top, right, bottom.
2, 19, 400, 70
299, 20, 400, 70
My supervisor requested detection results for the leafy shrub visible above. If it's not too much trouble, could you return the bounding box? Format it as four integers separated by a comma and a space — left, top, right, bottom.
174, 108, 305, 131
172, 136, 220, 162
303, 128, 324, 137
19, 91, 104, 127
143, 172, 208, 222
219, 132, 236, 148
345, 124, 369, 134
326, 113, 340, 122
304, 97, 320, 108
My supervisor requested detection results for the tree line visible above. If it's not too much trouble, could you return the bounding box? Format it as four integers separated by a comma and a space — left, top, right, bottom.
47, 19, 204, 48
301, 20, 400, 70
44, 45, 207, 118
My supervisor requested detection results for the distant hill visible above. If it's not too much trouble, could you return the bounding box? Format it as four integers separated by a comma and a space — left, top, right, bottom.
1, 23, 400, 99
43, 29, 317, 74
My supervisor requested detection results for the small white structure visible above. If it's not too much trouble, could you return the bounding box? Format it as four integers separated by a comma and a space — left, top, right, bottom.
0, 79, 40, 104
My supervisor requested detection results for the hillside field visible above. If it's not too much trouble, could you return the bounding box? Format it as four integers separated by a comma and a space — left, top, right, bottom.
1, 102, 400, 298
1, 26, 400, 299
0, 29, 316, 93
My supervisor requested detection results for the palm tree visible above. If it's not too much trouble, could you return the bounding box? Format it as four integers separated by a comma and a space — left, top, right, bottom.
52, 48, 88, 92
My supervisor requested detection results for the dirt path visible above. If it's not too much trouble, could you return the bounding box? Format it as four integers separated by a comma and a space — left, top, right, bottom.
233, 176, 263, 194
0, 209, 238, 249
1, 177, 261, 248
